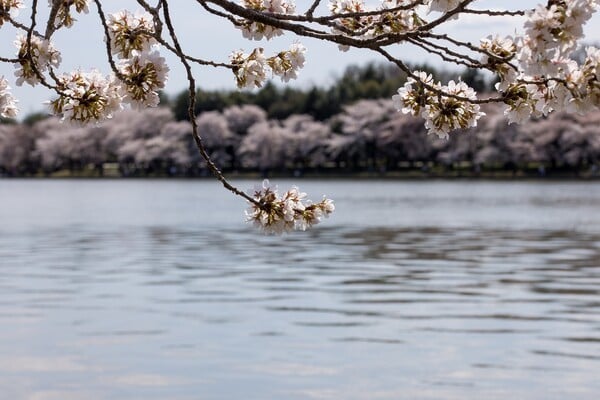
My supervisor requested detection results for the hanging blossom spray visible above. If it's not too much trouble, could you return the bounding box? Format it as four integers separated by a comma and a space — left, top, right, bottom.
245, 180, 335, 234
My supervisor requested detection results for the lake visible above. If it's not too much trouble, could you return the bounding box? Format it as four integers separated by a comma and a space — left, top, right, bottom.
0, 179, 599, 400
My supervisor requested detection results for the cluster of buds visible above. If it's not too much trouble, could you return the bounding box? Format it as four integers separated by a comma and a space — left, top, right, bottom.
393, 71, 484, 138
0, 76, 18, 118
230, 43, 306, 88
246, 180, 335, 234
0, 0, 24, 26
238, 0, 296, 40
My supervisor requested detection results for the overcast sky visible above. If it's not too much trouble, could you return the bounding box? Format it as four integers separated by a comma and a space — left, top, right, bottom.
1, 1, 599, 116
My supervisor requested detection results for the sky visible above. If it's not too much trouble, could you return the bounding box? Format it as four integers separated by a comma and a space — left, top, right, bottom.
1, 0, 600, 116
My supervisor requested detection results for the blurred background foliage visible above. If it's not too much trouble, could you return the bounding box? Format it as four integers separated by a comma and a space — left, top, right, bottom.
1, 62, 598, 178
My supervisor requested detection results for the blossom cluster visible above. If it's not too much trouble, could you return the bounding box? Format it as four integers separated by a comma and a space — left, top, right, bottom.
392, 71, 485, 139
238, 0, 296, 40
485, 1, 600, 124
395, 1, 600, 135
49, 70, 121, 123
0, 76, 18, 118
46, 9, 168, 123
107, 10, 157, 58
246, 180, 335, 234
230, 43, 306, 88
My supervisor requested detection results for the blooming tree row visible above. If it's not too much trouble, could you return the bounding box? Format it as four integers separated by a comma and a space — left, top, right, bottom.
0, 0, 599, 232
4, 101, 599, 180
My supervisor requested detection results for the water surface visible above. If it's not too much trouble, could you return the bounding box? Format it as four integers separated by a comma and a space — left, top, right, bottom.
0, 180, 599, 400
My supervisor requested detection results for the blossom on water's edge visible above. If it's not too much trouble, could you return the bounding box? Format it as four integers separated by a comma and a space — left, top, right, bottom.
246, 179, 335, 234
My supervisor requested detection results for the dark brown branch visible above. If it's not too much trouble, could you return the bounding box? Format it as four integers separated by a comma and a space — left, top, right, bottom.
159, 0, 260, 207
462, 8, 526, 17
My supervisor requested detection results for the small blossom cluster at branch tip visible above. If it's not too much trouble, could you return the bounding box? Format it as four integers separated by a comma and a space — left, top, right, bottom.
0, 76, 18, 119
0, 0, 24, 25
14, 35, 62, 87
231, 43, 306, 88
246, 180, 335, 234
238, 0, 296, 40
392, 71, 485, 139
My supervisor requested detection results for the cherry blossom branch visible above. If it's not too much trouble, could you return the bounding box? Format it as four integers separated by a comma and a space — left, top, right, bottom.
159, 0, 261, 207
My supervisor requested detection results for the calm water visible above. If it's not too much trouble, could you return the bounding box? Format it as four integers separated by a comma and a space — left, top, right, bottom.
0, 180, 599, 400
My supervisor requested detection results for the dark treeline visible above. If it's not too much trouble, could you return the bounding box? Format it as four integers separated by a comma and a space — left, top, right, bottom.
2, 98, 600, 178
170, 62, 491, 121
